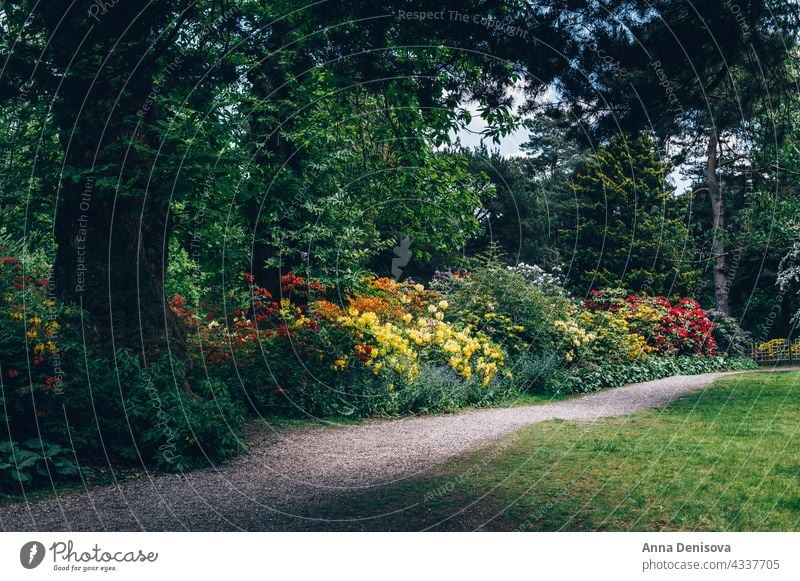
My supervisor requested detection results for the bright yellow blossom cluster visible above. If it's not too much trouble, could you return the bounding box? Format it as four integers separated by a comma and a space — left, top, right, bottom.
332, 295, 505, 386
579, 309, 653, 362
756, 338, 800, 358
553, 318, 595, 362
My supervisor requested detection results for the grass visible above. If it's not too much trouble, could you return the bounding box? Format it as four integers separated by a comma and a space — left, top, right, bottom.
314, 369, 800, 531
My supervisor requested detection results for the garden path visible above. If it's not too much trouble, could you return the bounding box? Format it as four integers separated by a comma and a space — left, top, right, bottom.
1, 368, 789, 531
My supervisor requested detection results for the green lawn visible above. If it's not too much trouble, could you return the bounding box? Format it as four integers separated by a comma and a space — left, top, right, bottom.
318, 370, 800, 531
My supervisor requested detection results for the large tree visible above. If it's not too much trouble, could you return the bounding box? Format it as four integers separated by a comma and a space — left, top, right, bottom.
552, 0, 798, 313
0, 2, 241, 367
1, 0, 576, 364
566, 133, 697, 294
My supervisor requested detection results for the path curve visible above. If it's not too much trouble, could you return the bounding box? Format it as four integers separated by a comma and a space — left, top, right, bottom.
0, 369, 769, 531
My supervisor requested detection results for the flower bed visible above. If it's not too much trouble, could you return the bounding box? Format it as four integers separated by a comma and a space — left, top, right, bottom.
176, 264, 753, 413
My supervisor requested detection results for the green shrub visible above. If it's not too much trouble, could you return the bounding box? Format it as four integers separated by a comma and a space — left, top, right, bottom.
431, 250, 570, 357
0, 439, 86, 496
706, 310, 753, 356
504, 351, 563, 393
547, 356, 758, 395
389, 363, 520, 414
79, 351, 246, 472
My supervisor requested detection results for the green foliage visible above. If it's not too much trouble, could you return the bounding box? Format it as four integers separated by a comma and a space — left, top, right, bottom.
549, 356, 757, 395
431, 247, 571, 357
0, 439, 86, 496
250, 93, 490, 286
566, 133, 697, 294
387, 363, 521, 415
706, 310, 753, 356
80, 351, 246, 472
502, 351, 564, 394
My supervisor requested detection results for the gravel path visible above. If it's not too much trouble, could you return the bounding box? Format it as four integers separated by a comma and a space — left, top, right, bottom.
0, 369, 770, 531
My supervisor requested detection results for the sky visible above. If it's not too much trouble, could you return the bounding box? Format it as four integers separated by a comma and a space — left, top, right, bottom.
453, 99, 694, 195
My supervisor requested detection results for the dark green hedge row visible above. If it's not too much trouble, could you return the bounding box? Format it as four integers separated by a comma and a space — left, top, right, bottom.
552, 356, 758, 395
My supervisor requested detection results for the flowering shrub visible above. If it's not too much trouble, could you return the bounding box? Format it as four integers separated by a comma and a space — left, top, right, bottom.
430, 260, 568, 356
0, 252, 67, 398
169, 265, 738, 416
177, 274, 511, 415
319, 286, 506, 386
754, 338, 800, 360
553, 314, 597, 363
506, 262, 566, 295
170, 275, 279, 369
581, 289, 716, 358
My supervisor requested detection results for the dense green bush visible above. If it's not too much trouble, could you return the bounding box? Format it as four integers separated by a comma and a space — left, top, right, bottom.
78, 351, 246, 472
548, 356, 758, 395
706, 310, 753, 356
430, 251, 570, 357
0, 439, 86, 496
503, 351, 564, 393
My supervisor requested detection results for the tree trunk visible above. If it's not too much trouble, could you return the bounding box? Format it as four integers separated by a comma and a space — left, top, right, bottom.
53, 180, 187, 367
706, 128, 730, 314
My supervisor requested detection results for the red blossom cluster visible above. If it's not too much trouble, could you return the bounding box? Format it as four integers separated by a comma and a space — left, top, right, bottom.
584, 289, 717, 356
280, 273, 324, 298
653, 300, 716, 356
170, 272, 328, 368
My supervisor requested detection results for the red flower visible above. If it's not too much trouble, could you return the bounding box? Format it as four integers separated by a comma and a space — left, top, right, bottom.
169, 294, 186, 308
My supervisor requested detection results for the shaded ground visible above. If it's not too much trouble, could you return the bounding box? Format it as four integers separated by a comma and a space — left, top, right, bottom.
0, 369, 779, 531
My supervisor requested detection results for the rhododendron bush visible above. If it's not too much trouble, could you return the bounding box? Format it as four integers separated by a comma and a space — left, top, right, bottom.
0, 243, 742, 445
578, 288, 717, 362
168, 259, 736, 415
0, 239, 755, 482
172, 274, 510, 415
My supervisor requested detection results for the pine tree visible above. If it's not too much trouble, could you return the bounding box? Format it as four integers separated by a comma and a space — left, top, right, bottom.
565, 134, 698, 295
